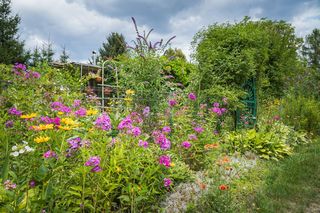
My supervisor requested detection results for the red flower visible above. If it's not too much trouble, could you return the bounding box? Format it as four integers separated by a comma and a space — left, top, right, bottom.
219, 184, 229, 191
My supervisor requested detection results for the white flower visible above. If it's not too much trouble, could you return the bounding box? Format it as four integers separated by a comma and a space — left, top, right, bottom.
19, 149, 25, 154
12, 145, 18, 151
10, 151, 19, 157
25, 146, 34, 152
22, 141, 28, 144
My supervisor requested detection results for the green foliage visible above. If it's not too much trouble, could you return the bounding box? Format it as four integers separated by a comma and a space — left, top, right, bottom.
99, 32, 126, 60
164, 48, 186, 61
59, 46, 70, 63
163, 57, 197, 86
0, 0, 29, 64
302, 28, 320, 71
192, 17, 301, 100
253, 141, 320, 212
223, 122, 308, 160
280, 94, 320, 135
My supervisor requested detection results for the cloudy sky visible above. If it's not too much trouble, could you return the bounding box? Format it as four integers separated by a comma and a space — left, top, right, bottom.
11, 0, 320, 62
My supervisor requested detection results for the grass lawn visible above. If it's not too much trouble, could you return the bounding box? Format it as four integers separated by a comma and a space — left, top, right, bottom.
253, 139, 320, 212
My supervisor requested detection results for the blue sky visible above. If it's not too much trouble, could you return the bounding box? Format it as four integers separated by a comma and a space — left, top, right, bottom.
12, 0, 320, 62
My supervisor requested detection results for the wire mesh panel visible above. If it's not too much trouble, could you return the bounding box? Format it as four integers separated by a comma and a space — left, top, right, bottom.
235, 78, 257, 129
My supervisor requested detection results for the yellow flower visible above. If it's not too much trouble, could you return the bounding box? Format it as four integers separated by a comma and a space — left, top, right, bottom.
124, 98, 132, 102
170, 162, 175, 167
86, 109, 98, 116
32, 124, 54, 131
58, 125, 72, 130
61, 118, 77, 126
34, 136, 50, 143
125, 89, 135, 95
21, 113, 37, 119
57, 111, 64, 115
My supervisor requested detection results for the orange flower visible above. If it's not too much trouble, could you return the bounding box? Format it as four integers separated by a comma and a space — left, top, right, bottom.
219, 184, 229, 191
204, 143, 219, 150
198, 182, 207, 190
217, 156, 231, 166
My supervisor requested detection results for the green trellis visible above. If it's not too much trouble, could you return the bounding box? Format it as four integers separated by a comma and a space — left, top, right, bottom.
235, 78, 257, 129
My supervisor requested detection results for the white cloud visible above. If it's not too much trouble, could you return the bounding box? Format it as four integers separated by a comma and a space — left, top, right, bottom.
291, 5, 320, 38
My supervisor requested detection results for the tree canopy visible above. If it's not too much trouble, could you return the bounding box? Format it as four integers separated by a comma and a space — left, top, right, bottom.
99, 32, 126, 60
192, 17, 302, 100
302, 28, 320, 71
0, 0, 29, 64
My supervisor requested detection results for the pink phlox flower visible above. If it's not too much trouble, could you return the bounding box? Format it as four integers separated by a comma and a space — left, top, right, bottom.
194, 126, 204, 133
168, 99, 177, 107
118, 116, 133, 130
4, 180, 16, 190
95, 113, 112, 131
8, 107, 22, 116
84, 156, 101, 167
188, 134, 198, 141
188, 93, 196, 101
162, 126, 171, 134
43, 150, 57, 159
159, 155, 171, 168
73, 100, 81, 108
181, 141, 191, 149
163, 178, 172, 188
131, 127, 142, 137
138, 140, 148, 148
142, 106, 150, 117
74, 108, 87, 117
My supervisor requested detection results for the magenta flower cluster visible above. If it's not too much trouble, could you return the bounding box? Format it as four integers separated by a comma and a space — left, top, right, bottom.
188, 92, 197, 101
95, 113, 112, 131
8, 107, 22, 116
4, 180, 16, 190
181, 141, 191, 149
50, 102, 71, 114
84, 156, 102, 172
211, 102, 227, 116
194, 126, 204, 133
138, 140, 148, 148
153, 132, 171, 150
159, 155, 171, 168
168, 99, 177, 107
163, 178, 172, 188
74, 108, 87, 117
40, 116, 61, 126
43, 150, 57, 159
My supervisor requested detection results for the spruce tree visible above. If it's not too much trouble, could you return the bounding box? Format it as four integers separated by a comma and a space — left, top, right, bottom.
0, 0, 29, 64
302, 28, 320, 71
99, 32, 126, 60
59, 45, 69, 63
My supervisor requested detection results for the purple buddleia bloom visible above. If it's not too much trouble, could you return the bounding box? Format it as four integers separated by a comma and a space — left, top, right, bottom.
159, 155, 171, 168
84, 156, 101, 167
95, 113, 112, 131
